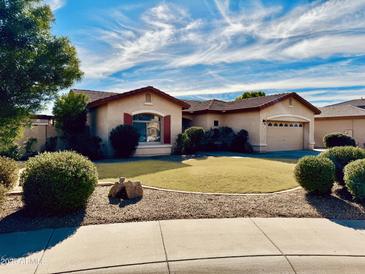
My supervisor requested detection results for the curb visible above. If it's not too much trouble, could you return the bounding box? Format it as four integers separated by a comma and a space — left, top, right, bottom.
7, 181, 301, 197
141, 185, 301, 196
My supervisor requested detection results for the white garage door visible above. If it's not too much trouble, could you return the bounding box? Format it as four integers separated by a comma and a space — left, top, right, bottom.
266, 121, 304, 151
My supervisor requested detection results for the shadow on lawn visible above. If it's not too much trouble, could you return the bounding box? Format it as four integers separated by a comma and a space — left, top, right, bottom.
0, 208, 85, 260
96, 158, 191, 180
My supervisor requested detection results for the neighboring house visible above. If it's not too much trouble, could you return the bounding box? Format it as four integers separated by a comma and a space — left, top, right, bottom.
19, 115, 57, 151
73, 87, 320, 156
183, 93, 320, 152
315, 99, 365, 148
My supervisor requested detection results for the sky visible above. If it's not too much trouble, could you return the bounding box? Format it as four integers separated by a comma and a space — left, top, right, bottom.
45, 0, 365, 107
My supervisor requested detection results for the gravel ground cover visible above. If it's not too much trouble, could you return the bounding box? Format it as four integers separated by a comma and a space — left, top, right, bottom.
1, 184, 364, 233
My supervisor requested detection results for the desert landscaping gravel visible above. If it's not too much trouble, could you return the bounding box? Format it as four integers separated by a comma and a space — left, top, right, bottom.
1, 185, 364, 233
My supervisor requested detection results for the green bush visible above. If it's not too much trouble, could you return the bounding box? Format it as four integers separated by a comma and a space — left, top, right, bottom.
0, 144, 21, 160
203, 127, 236, 151
0, 185, 6, 206
66, 131, 103, 160
0, 156, 19, 189
324, 133, 356, 148
344, 159, 365, 201
320, 146, 365, 185
294, 156, 335, 194
231, 129, 253, 153
21, 151, 98, 214
182, 127, 205, 154
109, 125, 139, 157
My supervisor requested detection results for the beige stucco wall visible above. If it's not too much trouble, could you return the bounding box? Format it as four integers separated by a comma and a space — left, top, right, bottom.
88, 92, 183, 157
189, 113, 225, 129
19, 124, 57, 152
259, 97, 315, 152
187, 97, 315, 152
221, 111, 261, 148
314, 118, 365, 148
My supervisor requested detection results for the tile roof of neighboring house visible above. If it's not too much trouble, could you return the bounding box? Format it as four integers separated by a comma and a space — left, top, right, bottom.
71, 89, 118, 103
183, 93, 321, 114
316, 98, 365, 119
72, 86, 190, 109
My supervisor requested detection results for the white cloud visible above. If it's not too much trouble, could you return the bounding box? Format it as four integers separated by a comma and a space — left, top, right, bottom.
73, 0, 365, 105
45, 0, 66, 11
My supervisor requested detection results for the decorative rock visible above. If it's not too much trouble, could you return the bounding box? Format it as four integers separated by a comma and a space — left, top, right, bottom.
108, 182, 126, 199
124, 180, 143, 199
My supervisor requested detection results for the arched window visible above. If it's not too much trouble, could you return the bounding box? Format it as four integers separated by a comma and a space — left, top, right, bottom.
133, 113, 161, 143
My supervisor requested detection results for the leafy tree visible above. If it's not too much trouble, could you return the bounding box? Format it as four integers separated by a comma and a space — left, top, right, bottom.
235, 91, 266, 100
0, 0, 83, 147
53, 92, 88, 135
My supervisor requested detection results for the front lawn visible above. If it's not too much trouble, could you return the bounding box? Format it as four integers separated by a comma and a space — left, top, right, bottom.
96, 156, 298, 193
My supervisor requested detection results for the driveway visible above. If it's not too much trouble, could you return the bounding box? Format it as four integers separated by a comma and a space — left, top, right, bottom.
1, 218, 365, 273
199, 149, 321, 159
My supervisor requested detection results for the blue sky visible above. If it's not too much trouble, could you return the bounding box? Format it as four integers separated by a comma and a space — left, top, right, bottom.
46, 0, 365, 107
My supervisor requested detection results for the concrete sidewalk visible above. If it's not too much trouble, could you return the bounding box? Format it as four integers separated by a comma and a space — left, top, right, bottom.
1, 218, 365, 274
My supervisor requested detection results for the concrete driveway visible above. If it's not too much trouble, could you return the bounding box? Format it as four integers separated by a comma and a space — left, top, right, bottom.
199, 149, 321, 160
1, 218, 365, 273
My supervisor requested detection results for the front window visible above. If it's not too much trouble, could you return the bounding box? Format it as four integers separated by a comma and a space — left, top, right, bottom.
133, 113, 161, 143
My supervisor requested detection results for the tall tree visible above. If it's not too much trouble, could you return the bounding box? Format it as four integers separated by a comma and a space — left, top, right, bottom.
235, 91, 266, 101
0, 0, 83, 148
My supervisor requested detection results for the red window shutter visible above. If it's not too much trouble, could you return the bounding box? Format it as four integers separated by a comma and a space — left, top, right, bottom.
124, 113, 132, 125
163, 115, 171, 144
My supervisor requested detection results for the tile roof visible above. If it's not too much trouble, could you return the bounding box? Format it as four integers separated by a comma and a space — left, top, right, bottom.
316, 99, 365, 119
71, 89, 118, 103
184, 93, 321, 114
72, 86, 190, 109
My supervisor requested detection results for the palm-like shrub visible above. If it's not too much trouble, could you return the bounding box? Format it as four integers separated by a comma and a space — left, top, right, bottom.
324, 133, 356, 148
294, 156, 335, 194
0, 156, 19, 189
109, 125, 139, 157
320, 146, 365, 184
21, 151, 97, 214
344, 159, 365, 201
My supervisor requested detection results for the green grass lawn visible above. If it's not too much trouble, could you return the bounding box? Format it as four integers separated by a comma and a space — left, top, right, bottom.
96, 156, 298, 193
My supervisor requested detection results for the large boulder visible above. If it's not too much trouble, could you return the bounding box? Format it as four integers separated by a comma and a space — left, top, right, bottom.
124, 180, 143, 199
108, 181, 126, 199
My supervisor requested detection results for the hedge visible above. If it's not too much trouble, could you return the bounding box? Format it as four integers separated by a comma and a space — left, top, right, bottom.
324, 133, 356, 148
344, 159, 365, 201
21, 151, 98, 214
320, 146, 365, 185
294, 156, 335, 194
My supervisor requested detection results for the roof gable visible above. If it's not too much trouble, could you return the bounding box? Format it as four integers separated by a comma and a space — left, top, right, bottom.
72, 86, 190, 109
184, 93, 321, 114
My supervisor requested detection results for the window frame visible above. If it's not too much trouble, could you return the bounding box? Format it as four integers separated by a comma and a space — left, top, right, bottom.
132, 113, 162, 145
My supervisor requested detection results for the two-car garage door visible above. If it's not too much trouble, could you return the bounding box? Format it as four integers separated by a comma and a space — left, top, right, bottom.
266, 121, 304, 151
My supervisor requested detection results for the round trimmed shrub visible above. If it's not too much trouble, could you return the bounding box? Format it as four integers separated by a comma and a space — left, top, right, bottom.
0, 156, 19, 189
21, 151, 98, 214
109, 125, 139, 158
320, 146, 365, 185
294, 156, 335, 194
324, 133, 356, 148
344, 159, 365, 201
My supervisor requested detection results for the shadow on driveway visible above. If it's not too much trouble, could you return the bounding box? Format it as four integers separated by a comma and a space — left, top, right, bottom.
0, 209, 85, 260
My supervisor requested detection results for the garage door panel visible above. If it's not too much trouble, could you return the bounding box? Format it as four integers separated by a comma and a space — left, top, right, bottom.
266, 122, 304, 151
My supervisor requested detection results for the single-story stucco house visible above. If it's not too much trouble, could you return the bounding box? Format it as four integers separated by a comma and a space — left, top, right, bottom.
315, 99, 365, 148
71, 86, 320, 156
